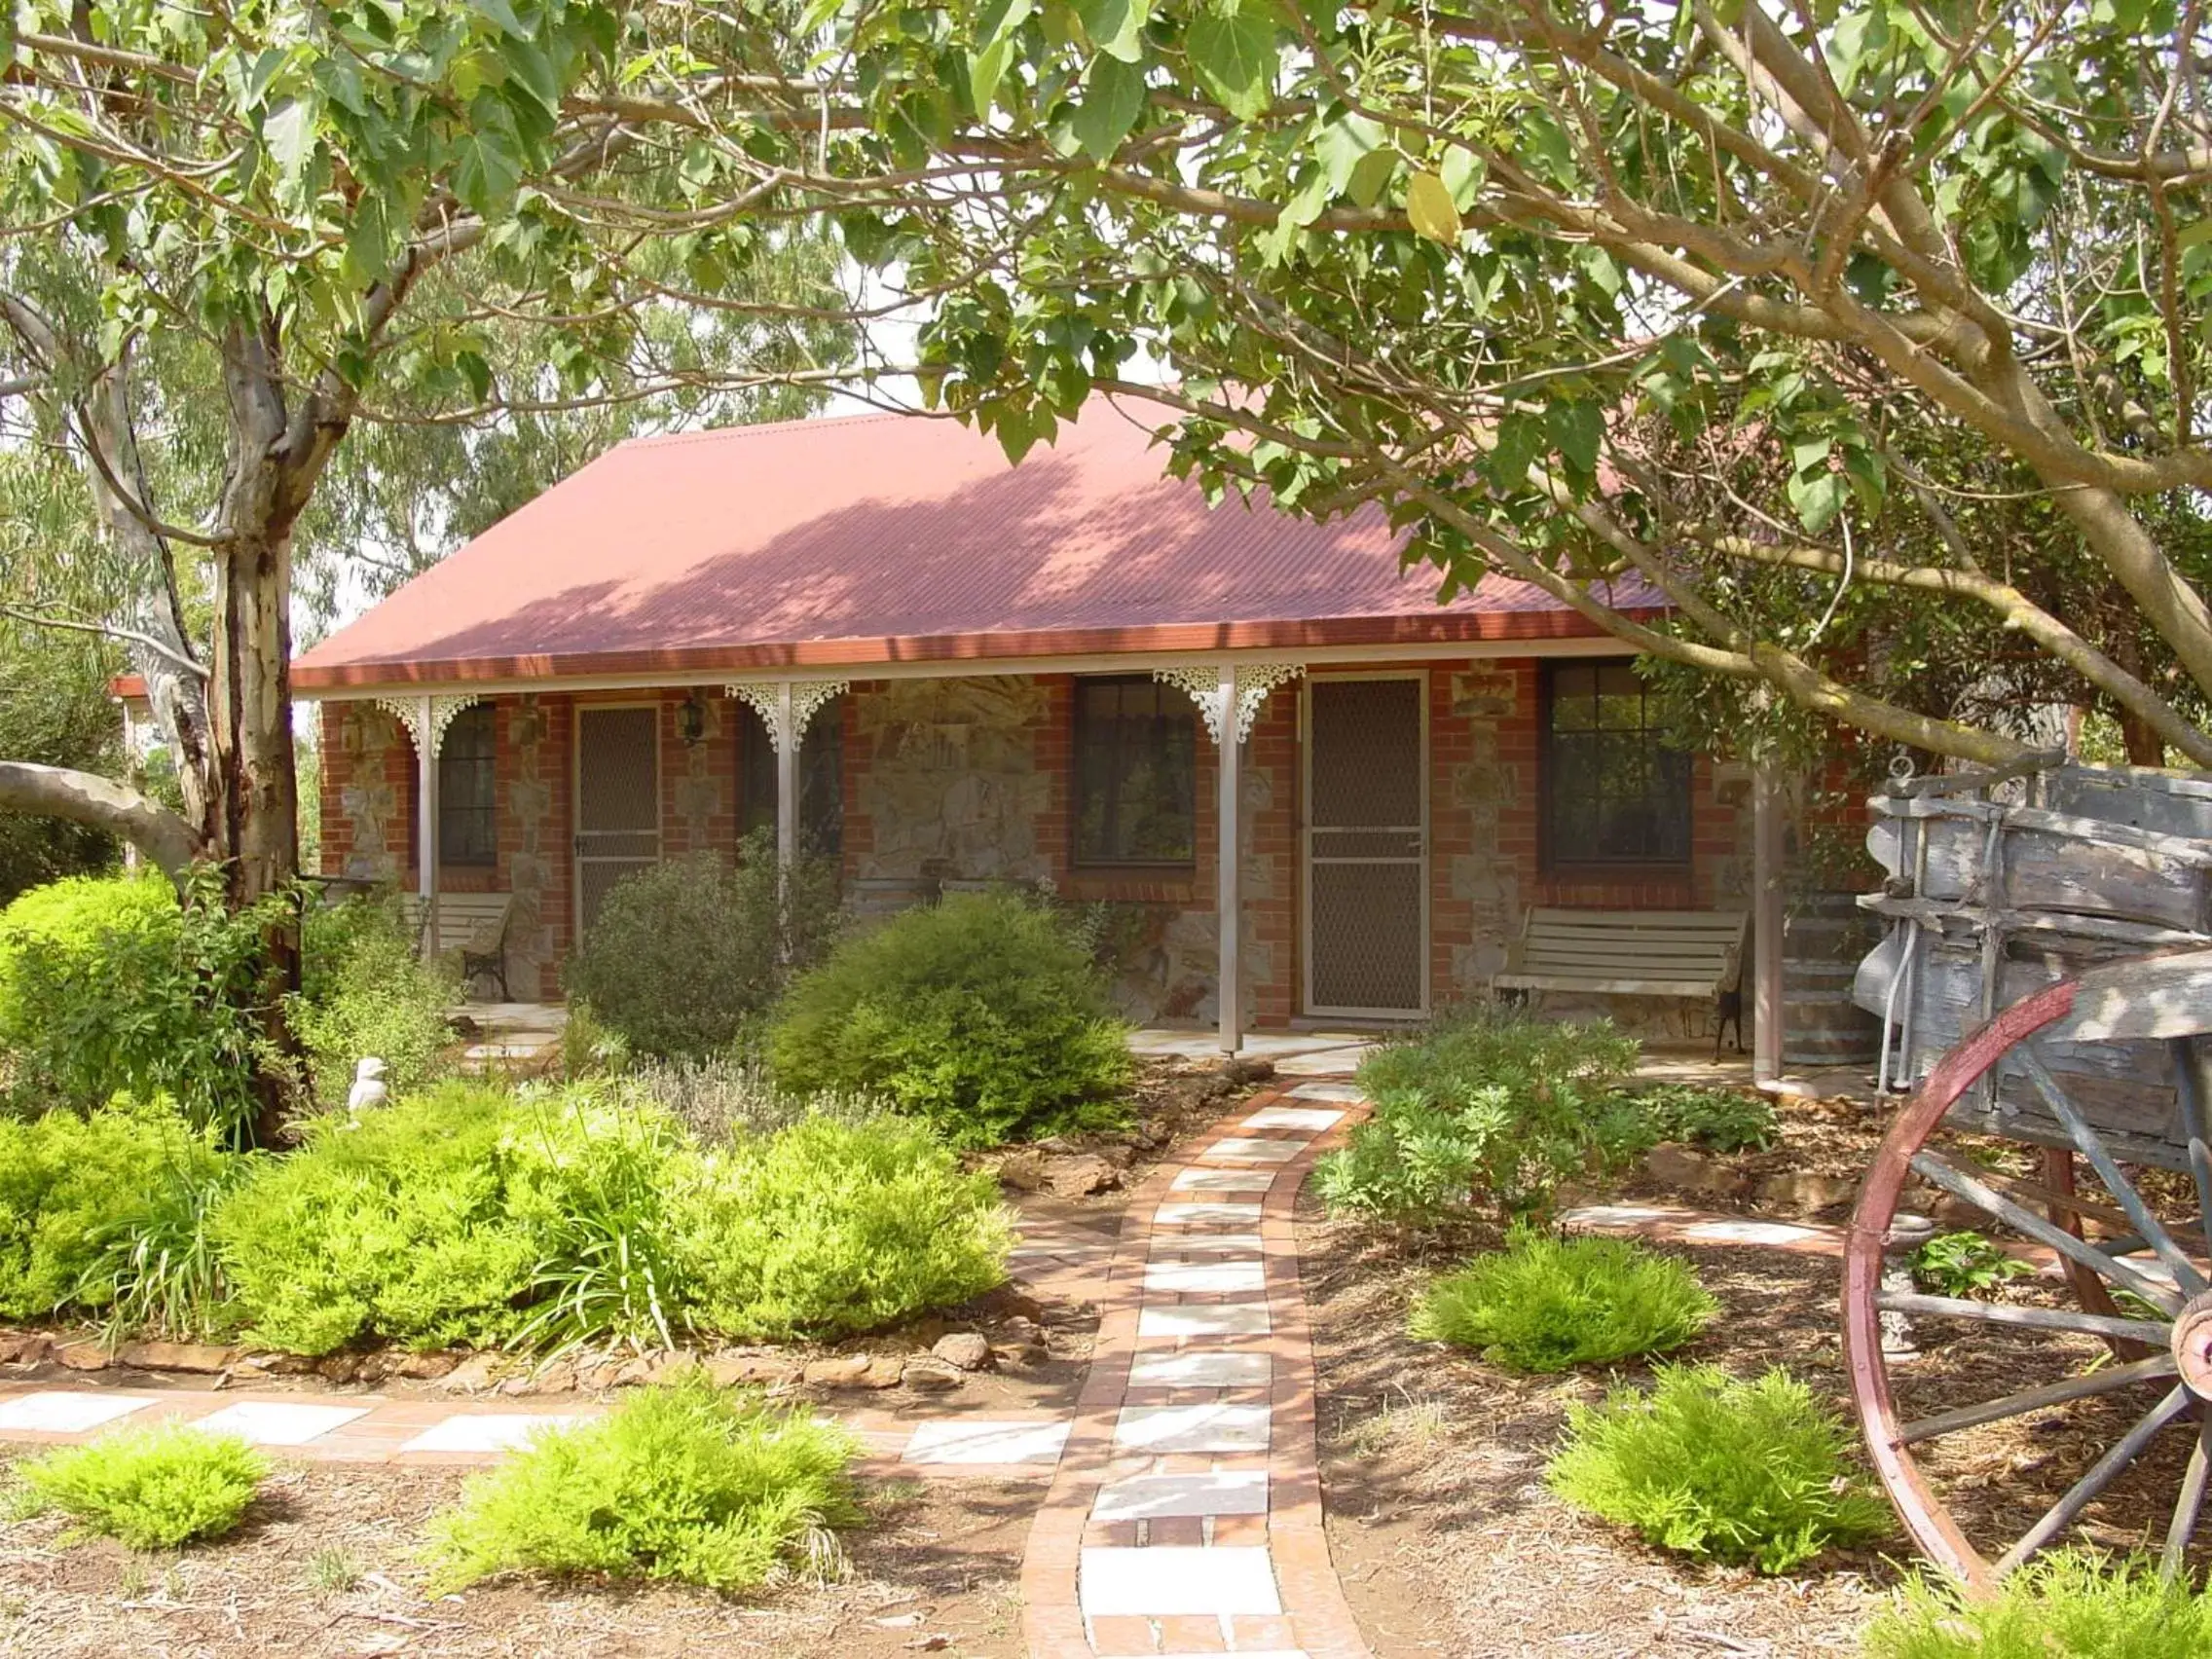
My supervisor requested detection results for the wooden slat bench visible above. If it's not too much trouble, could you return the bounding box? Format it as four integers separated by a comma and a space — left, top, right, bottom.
398, 893, 516, 998
1492, 907, 1750, 1051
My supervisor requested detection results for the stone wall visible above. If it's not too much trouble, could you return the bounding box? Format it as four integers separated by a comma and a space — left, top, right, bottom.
849, 677, 1054, 884
320, 703, 408, 883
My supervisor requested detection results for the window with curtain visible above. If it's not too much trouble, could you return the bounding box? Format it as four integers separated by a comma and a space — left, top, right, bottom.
737, 696, 844, 855
437, 703, 498, 866
1073, 676, 1197, 866
1540, 660, 1691, 866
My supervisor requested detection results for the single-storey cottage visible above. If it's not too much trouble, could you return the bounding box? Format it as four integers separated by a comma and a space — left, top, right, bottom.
292, 398, 1779, 1053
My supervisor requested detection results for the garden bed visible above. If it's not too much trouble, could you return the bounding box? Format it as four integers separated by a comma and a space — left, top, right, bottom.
0, 1455, 1033, 1658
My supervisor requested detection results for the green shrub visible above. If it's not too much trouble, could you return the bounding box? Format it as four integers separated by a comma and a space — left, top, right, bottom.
289, 894, 457, 1107
1545, 1363, 1891, 1572
767, 890, 1131, 1147
566, 835, 841, 1058
1863, 1551, 2212, 1659
1640, 1085, 1779, 1153
1411, 1228, 1716, 1373
0, 1100, 234, 1324
11, 1425, 270, 1549
1316, 1007, 1645, 1222
677, 1116, 1010, 1341
206, 1082, 1011, 1354
1911, 1231, 2037, 1298
425, 1375, 861, 1594
0, 870, 280, 1131
208, 1082, 546, 1353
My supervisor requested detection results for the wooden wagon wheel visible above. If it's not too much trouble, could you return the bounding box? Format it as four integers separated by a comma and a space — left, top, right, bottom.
1843, 976, 2212, 1590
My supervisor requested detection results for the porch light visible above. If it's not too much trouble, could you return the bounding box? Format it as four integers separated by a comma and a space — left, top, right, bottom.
678, 691, 707, 747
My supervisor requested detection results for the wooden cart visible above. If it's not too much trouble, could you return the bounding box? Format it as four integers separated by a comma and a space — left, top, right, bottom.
1846, 760, 2212, 1587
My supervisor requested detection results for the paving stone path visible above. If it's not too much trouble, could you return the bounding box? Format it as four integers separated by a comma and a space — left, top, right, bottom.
1018, 1080, 1376, 1659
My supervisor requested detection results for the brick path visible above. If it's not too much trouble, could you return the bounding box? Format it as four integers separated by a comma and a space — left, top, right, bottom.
1019, 1081, 1376, 1659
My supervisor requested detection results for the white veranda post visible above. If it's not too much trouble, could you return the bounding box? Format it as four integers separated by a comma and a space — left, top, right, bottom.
1155, 663, 1307, 1055
1751, 766, 1786, 1084
373, 693, 485, 959
726, 681, 849, 872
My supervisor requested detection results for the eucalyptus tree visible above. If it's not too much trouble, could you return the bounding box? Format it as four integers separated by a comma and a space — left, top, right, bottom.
793, 0, 2212, 768
0, 0, 861, 903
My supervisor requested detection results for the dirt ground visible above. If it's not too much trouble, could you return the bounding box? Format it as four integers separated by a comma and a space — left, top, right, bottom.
0, 1458, 1033, 1659
1303, 1084, 2210, 1659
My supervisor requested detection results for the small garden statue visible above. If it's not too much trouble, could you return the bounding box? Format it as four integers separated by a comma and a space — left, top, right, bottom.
347, 1057, 389, 1118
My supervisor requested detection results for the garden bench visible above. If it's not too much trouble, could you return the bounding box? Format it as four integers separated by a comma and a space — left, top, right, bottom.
399, 892, 516, 1000
1492, 907, 1750, 1051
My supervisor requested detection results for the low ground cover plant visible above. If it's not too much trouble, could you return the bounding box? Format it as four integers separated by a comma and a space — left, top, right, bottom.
1545, 1363, 1891, 1572
425, 1375, 861, 1594
1411, 1229, 1716, 1373
0, 1099, 235, 1326
768, 889, 1131, 1146
10, 1424, 270, 1549
566, 835, 841, 1058
1316, 1007, 1645, 1222
201, 1081, 1007, 1355
1910, 1231, 2036, 1299
1638, 1085, 1780, 1154
677, 1116, 1010, 1341
1862, 1550, 2212, 1658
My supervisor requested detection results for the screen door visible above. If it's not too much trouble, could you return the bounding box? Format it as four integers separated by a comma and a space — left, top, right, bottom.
573, 705, 660, 937
1305, 676, 1427, 1017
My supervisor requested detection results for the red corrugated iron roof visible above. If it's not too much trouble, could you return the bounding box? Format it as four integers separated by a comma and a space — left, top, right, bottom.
293, 398, 1653, 689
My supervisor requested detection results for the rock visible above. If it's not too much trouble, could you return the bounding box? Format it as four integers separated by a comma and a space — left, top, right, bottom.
55, 1342, 109, 1372
707, 1354, 800, 1389
117, 1340, 237, 1375
863, 1355, 907, 1389
1641, 1142, 1748, 1198
966, 1282, 1050, 1325
1045, 1154, 1121, 1198
993, 1150, 1048, 1193
531, 1362, 578, 1394
316, 1352, 363, 1383
580, 1360, 627, 1391
256, 1351, 321, 1376
802, 1354, 874, 1388
1223, 1057, 1275, 1086
1754, 1171, 1860, 1214
393, 1351, 458, 1382
353, 1352, 397, 1384
931, 1332, 993, 1372
437, 1352, 505, 1394
611, 1357, 658, 1387
901, 1357, 962, 1391
1133, 1117, 1171, 1149
0, 1333, 52, 1367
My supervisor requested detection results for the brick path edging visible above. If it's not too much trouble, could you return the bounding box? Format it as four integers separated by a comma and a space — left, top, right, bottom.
1018, 1088, 1377, 1659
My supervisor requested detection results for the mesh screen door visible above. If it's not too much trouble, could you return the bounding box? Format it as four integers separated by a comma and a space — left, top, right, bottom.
1305, 677, 1426, 1016
574, 705, 661, 937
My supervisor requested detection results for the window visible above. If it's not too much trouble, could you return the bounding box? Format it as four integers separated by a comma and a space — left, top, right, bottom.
1073, 676, 1197, 866
1541, 660, 1690, 866
438, 704, 498, 866
738, 695, 844, 855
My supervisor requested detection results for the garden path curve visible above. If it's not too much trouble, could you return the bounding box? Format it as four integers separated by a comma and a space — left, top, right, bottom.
1017, 1078, 1378, 1659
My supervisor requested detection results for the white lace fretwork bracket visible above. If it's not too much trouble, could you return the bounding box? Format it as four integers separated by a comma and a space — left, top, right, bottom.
1152, 663, 1307, 746
374, 694, 486, 756
724, 681, 849, 755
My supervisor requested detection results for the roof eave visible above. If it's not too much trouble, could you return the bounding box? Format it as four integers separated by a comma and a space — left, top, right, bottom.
291, 608, 1657, 695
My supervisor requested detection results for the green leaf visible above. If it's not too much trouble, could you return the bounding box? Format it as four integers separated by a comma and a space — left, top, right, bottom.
969, 37, 1014, 112
1077, 0, 1149, 62
1072, 51, 1148, 162
1187, 6, 1277, 120
2178, 218, 2212, 251
468, 0, 531, 38
1346, 145, 1398, 209
1316, 112, 1386, 198
1406, 170, 1461, 244
977, 0, 1036, 44
451, 93, 522, 216
263, 97, 315, 190
1547, 399, 1604, 477
1787, 468, 1849, 533
1439, 143, 1486, 207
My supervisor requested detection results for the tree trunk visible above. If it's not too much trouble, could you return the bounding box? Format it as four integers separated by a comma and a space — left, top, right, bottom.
203, 532, 304, 1144
2120, 711, 2167, 768
0, 761, 198, 882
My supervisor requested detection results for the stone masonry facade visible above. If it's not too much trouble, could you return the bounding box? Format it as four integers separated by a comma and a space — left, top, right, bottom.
317, 660, 1751, 1020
